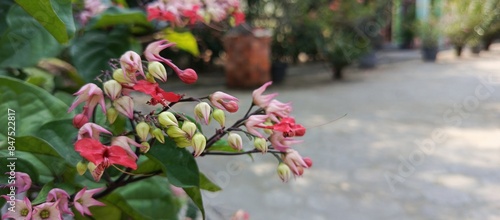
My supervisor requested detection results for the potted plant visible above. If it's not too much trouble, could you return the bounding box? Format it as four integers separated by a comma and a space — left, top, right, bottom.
417, 19, 440, 62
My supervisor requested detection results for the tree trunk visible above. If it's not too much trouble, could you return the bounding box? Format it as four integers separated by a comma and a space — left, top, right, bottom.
332, 65, 343, 80
455, 45, 463, 57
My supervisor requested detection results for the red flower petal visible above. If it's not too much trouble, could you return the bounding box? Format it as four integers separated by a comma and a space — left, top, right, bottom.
107, 146, 137, 170
132, 80, 158, 95
74, 138, 106, 165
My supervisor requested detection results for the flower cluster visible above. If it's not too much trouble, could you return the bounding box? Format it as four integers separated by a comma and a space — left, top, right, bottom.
54, 39, 312, 216
78, 0, 109, 25
2, 172, 104, 219
146, 0, 245, 26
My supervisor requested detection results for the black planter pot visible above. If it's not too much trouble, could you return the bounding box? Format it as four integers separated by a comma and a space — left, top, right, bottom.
422, 47, 438, 62
470, 45, 481, 55
358, 50, 377, 69
271, 62, 288, 84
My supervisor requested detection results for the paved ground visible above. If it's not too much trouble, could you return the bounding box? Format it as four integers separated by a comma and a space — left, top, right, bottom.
159, 45, 500, 220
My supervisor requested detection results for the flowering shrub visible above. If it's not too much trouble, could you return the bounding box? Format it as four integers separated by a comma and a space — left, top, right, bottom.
0, 40, 311, 219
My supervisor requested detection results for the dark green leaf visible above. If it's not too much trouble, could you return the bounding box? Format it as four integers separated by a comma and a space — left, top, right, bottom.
0, 76, 71, 146
199, 172, 221, 192
35, 119, 82, 166
69, 27, 139, 82
102, 177, 180, 220
146, 138, 200, 188
0, 5, 63, 68
31, 181, 54, 205
183, 186, 205, 219
74, 201, 123, 220
87, 6, 152, 30
132, 159, 163, 175
14, 0, 74, 43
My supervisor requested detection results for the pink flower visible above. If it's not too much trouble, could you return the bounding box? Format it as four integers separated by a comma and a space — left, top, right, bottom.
77, 123, 112, 140
252, 81, 278, 108
283, 149, 309, 176
231, 209, 250, 220
73, 187, 106, 216
111, 136, 141, 160
47, 188, 73, 216
269, 131, 303, 152
113, 96, 135, 119
266, 99, 292, 119
4, 172, 31, 193
1, 197, 31, 220
144, 40, 198, 84
245, 115, 268, 138
120, 51, 145, 82
257, 117, 306, 137
32, 201, 61, 220
144, 40, 176, 64
68, 83, 106, 119
210, 91, 239, 113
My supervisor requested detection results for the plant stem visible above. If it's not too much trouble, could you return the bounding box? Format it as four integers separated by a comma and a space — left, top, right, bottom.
201, 149, 284, 156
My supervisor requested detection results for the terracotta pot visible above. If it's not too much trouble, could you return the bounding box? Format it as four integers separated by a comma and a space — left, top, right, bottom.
223, 29, 272, 88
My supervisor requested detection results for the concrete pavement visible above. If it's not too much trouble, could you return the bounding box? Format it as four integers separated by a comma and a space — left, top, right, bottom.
158, 45, 500, 220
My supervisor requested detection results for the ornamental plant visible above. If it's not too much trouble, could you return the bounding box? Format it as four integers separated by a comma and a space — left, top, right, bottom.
0, 40, 312, 219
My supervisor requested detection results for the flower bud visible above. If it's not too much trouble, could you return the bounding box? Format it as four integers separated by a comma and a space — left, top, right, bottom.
145, 72, 156, 83
87, 162, 96, 173
76, 160, 88, 175
151, 128, 165, 143
148, 61, 167, 82
73, 113, 88, 129
194, 102, 211, 125
263, 121, 273, 135
227, 132, 243, 151
191, 133, 206, 157
303, 157, 313, 168
158, 111, 178, 127
167, 126, 187, 138
212, 109, 225, 127
254, 137, 268, 153
181, 121, 197, 138
103, 79, 122, 100
277, 163, 292, 182
113, 68, 131, 84
106, 107, 119, 124
178, 68, 198, 84
174, 137, 191, 148
136, 122, 150, 141
140, 142, 150, 153
113, 96, 134, 119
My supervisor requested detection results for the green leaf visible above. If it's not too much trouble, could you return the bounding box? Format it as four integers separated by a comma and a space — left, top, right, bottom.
146, 139, 200, 188
0, 5, 63, 68
23, 67, 55, 92
199, 172, 221, 192
35, 119, 81, 166
31, 181, 54, 205
0, 76, 71, 146
132, 159, 163, 175
70, 27, 140, 82
14, 0, 74, 43
208, 139, 242, 153
183, 186, 205, 219
14, 136, 62, 158
102, 177, 180, 220
164, 29, 200, 56
87, 6, 152, 30
74, 201, 123, 220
